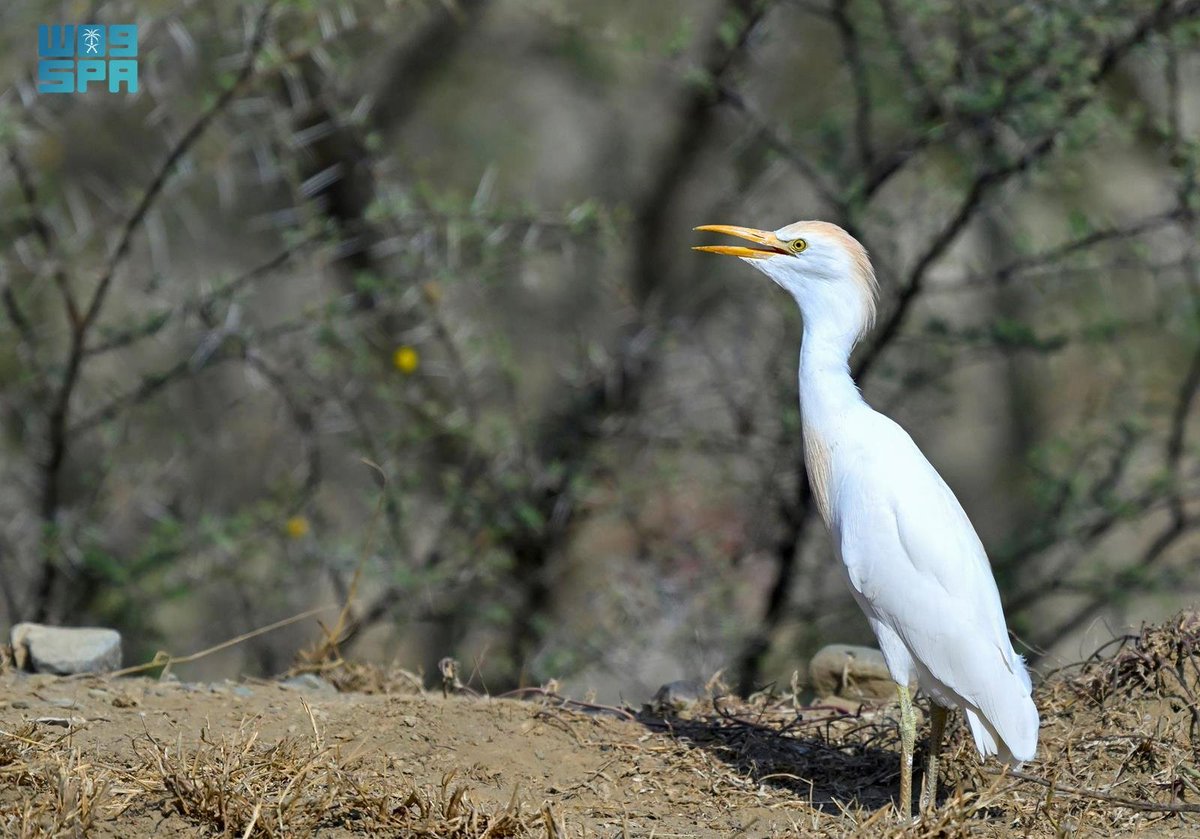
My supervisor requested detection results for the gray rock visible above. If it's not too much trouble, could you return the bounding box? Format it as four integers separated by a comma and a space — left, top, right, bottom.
280, 673, 337, 695
10, 623, 122, 675
809, 644, 910, 702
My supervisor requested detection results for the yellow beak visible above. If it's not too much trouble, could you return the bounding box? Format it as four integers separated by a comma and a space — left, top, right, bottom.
692, 224, 788, 259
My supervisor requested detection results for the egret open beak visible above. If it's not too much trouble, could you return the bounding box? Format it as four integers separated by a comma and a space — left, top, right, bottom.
693, 224, 788, 259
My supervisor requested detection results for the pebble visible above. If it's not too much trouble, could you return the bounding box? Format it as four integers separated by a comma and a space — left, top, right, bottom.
280, 674, 337, 695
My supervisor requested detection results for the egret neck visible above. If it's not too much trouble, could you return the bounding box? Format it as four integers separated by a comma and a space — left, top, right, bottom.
796, 296, 868, 526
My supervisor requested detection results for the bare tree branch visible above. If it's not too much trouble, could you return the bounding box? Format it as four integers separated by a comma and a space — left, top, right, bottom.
831, 0, 874, 171
84, 236, 315, 357
1031, 325, 1200, 653
855, 0, 1200, 383
82, 4, 276, 335
6, 145, 78, 326
494, 0, 779, 676
716, 85, 845, 212
31, 3, 277, 620
986, 210, 1189, 287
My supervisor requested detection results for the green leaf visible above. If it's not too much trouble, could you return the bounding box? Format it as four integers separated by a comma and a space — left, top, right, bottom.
515, 502, 544, 532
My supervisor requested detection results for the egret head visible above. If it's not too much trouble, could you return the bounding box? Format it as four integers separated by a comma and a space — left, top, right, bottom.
694, 220, 878, 343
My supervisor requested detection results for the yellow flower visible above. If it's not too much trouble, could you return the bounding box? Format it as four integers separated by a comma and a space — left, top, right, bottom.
393, 345, 420, 374
285, 516, 310, 539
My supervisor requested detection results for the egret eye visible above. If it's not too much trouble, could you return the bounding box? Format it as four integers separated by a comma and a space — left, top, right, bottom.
790, 238, 808, 254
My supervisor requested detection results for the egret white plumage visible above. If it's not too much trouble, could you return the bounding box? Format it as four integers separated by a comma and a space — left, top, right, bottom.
695, 220, 1039, 818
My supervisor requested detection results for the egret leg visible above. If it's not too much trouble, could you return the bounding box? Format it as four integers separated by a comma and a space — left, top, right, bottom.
897, 684, 916, 820
919, 705, 949, 814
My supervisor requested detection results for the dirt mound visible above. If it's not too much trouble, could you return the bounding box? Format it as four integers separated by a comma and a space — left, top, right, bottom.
3, 615, 1200, 837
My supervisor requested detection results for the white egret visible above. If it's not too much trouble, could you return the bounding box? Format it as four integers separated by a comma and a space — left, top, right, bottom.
695, 220, 1039, 818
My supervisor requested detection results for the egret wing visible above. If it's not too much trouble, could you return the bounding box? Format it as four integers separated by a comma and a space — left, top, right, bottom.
832, 415, 1037, 760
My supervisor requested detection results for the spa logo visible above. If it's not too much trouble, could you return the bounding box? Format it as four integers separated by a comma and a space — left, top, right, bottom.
38, 24, 138, 94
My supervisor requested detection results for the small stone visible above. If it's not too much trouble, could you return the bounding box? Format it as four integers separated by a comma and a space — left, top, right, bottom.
34, 716, 85, 729
10, 624, 122, 676
280, 673, 337, 695
232, 686, 254, 698
809, 644, 910, 702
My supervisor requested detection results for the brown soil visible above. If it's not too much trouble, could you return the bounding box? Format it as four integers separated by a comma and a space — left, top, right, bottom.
3, 615, 1200, 837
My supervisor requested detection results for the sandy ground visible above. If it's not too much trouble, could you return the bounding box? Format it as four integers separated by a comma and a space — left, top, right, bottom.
2, 672, 811, 837
3, 616, 1200, 837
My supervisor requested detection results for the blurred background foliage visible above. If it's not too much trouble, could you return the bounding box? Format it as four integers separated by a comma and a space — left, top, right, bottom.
1, 0, 1199, 699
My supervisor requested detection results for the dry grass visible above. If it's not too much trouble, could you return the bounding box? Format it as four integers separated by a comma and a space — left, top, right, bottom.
290, 659, 427, 696
628, 612, 1200, 837
1, 708, 555, 838
131, 706, 541, 837
2, 614, 1199, 837
0, 724, 109, 839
